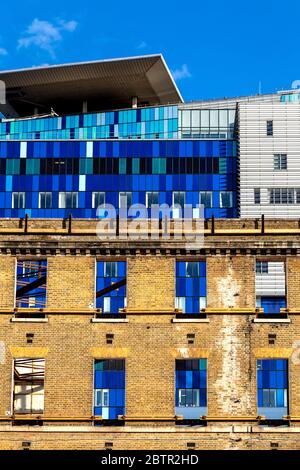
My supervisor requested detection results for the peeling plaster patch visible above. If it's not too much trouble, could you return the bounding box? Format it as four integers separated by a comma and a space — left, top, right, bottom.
216, 264, 239, 308
177, 348, 189, 358
214, 316, 251, 415
0, 341, 5, 364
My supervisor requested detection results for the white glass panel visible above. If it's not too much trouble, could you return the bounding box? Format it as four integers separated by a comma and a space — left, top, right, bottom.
103, 297, 111, 313
209, 110, 218, 127
59, 192, 66, 208
219, 110, 228, 127
200, 297, 206, 309
191, 110, 200, 128
228, 110, 236, 126
182, 110, 191, 128
200, 110, 209, 127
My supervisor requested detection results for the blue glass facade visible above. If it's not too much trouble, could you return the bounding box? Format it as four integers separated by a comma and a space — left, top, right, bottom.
175, 261, 206, 314
96, 261, 126, 314
175, 359, 207, 419
257, 359, 288, 419
0, 139, 237, 218
0, 106, 178, 141
94, 359, 125, 421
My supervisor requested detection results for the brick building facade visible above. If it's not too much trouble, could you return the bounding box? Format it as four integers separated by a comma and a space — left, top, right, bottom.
0, 218, 300, 450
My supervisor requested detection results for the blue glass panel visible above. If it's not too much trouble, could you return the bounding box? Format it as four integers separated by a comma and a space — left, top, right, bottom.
199, 389, 207, 407
176, 370, 186, 388
269, 371, 277, 388
185, 371, 193, 388
94, 371, 103, 388
192, 371, 200, 388
276, 389, 284, 407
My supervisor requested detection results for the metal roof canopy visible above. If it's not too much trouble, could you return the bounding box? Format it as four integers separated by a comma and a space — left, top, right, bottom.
0, 54, 183, 117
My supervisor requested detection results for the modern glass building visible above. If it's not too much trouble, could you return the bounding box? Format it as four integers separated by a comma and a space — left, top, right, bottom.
1, 54, 300, 220
0, 55, 238, 220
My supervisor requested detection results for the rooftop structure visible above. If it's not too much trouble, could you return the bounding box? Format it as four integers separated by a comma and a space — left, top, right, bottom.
0, 54, 183, 118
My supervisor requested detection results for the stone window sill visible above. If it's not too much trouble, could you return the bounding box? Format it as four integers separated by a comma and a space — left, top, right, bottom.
172, 318, 210, 323
11, 317, 48, 323
253, 318, 290, 324
91, 318, 129, 323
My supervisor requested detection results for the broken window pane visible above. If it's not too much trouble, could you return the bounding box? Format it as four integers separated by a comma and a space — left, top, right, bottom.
13, 358, 45, 415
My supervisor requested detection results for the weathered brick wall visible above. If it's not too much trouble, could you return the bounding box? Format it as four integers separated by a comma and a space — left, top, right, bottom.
207, 255, 255, 308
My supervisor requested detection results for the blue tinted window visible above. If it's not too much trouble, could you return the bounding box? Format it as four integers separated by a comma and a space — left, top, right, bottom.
94, 359, 125, 422
175, 261, 206, 314
96, 261, 126, 314
257, 359, 288, 419
175, 359, 207, 418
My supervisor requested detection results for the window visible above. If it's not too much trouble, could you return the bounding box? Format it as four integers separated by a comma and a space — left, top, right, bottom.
179, 109, 235, 139
200, 191, 212, 208
269, 188, 295, 204
266, 120, 273, 136
152, 158, 166, 174
274, 154, 287, 170
96, 261, 126, 314
39, 192, 52, 209
255, 261, 286, 315
92, 192, 105, 209
13, 358, 45, 415
119, 192, 132, 209
220, 191, 233, 208
16, 260, 47, 309
254, 188, 261, 205
12, 192, 25, 209
257, 359, 288, 419
175, 261, 206, 314
256, 261, 268, 274
146, 191, 159, 208
175, 359, 207, 419
172, 191, 186, 218
94, 359, 125, 421
173, 191, 186, 208
59, 191, 78, 209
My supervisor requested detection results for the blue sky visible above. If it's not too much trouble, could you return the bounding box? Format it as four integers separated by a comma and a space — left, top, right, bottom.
0, 0, 299, 101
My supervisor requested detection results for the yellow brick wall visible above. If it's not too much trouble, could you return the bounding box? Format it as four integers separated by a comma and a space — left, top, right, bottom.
47, 257, 95, 309
0, 257, 15, 309
0, 252, 300, 449
127, 256, 175, 311
287, 256, 300, 309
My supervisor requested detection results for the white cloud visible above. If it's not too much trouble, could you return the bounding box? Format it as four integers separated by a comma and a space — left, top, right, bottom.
18, 18, 78, 58
0, 47, 8, 56
58, 19, 78, 32
171, 64, 191, 81
137, 41, 148, 49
